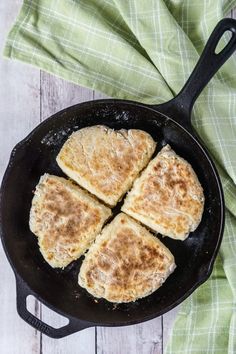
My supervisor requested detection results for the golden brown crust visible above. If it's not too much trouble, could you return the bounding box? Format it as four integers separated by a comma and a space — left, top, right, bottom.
78, 213, 175, 303
29, 174, 111, 268
122, 145, 204, 240
56, 126, 156, 206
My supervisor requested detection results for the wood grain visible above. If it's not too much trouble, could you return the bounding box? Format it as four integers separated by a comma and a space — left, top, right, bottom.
40, 72, 94, 121
162, 306, 181, 350
232, 7, 236, 18
96, 319, 163, 354
0, 1, 41, 353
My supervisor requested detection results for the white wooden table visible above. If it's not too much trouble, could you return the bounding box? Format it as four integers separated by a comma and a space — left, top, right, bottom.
0, 2, 235, 354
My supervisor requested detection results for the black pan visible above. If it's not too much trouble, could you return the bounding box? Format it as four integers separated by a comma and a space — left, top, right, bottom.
1, 19, 236, 338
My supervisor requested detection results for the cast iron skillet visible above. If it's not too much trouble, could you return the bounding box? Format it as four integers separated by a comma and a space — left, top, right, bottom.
1, 19, 236, 338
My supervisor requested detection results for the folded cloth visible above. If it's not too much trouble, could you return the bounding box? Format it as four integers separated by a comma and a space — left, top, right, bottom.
4, 1, 236, 352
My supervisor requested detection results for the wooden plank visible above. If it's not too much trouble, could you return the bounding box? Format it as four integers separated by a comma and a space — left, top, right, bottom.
40, 72, 94, 121
232, 7, 236, 19
0, 1, 41, 353
93, 90, 109, 100
40, 72, 95, 354
163, 306, 181, 350
97, 319, 163, 354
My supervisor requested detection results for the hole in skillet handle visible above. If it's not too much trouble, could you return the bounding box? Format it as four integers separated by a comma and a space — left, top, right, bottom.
27, 295, 69, 328
215, 30, 233, 54
153, 18, 236, 131
15, 275, 91, 338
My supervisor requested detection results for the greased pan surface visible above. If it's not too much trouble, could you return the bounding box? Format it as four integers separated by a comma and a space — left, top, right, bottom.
1, 19, 236, 338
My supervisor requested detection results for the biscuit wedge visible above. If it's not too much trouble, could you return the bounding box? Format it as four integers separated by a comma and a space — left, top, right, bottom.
122, 145, 204, 240
79, 213, 176, 303
56, 126, 156, 207
29, 174, 111, 268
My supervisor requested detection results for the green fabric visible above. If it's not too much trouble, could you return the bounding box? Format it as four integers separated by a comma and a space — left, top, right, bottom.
4, 1, 236, 353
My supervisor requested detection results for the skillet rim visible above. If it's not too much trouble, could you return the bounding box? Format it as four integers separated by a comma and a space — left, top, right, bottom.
0, 98, 225, 327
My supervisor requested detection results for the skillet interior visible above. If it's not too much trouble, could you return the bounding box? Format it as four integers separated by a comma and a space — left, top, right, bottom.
0, 100, 224, 326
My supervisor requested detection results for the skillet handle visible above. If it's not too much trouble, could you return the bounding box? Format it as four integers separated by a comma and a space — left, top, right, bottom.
155, 18, 236, 129
16, 275, 91, 338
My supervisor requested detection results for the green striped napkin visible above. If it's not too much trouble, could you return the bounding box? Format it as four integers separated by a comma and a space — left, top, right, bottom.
4, 1, 236, 352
